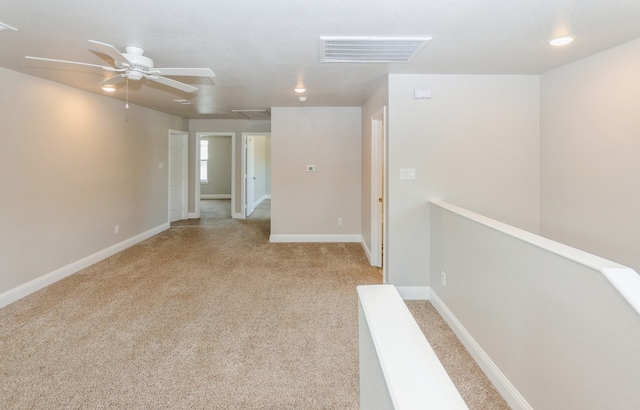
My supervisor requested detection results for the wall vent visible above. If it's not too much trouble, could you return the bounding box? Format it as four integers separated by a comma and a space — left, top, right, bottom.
232, 110, 271, 120
319, 36, 432, 63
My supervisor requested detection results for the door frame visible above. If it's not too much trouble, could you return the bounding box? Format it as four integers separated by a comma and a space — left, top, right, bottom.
241, 132, 271, 219
195, 132, 236, 219
168, 129, 188, 222
370, 107, 388, 282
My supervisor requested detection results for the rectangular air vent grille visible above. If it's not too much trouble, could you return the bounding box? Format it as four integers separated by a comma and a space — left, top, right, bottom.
232, 110, 271, 120
320, 36, 432, 63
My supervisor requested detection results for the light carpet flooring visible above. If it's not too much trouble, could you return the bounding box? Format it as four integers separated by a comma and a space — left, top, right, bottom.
0, 199, 508, 409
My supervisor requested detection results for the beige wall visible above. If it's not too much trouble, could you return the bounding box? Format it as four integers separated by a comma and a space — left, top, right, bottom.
0, 67, 188, 295
189, 119, 271, 215
200, 135, 232, 196
270, 107, 361, 236
387, 74, 540, 286
540, 38, 640, 272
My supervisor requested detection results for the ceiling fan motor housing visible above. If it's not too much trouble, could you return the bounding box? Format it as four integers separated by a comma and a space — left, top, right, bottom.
119, 46, 155, 80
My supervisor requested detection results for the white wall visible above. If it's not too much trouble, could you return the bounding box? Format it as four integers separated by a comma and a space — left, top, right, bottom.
270, 107, 361, 239
430, 201, 640, 410
189, 119, 271, 215
0, 67, 187, 297
540, 38, 640, 273
200, 135, 232, 197
387, 74, 540, 286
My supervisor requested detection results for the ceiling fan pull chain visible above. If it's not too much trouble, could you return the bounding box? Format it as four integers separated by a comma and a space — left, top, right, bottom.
125, 77, 129, 109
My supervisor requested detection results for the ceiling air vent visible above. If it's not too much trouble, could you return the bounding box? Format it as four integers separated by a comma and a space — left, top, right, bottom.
319, 36, 432, 63
232, 110, 271, 120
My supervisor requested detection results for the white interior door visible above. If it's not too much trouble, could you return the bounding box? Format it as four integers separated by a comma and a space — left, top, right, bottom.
371, 107, 387, 277
169, 131, 188, 222
245, 136, 256, 217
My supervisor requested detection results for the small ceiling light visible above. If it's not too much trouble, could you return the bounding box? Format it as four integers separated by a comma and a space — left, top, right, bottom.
294, 88, 306, 93
549, 36, 575, 46
102, 85, 116, 92
298, 96, 307, 103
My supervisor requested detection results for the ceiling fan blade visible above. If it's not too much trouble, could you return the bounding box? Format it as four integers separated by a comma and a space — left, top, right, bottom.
148, 75, 199, 93
89, 40, 132, 68
25, 56, 122, 71
99, 74, 126, 86
154, 67, 215, 77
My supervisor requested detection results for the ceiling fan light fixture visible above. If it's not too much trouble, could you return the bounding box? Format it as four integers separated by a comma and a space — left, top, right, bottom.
102, 85, 116, 92
549, 36, 575, 46
294, 87, 306, 93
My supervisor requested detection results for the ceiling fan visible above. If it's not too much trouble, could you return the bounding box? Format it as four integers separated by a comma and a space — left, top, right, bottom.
25, 40, 215, 93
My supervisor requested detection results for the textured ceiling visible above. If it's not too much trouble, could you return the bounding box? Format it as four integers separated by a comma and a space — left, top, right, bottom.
1, 0, 640, 119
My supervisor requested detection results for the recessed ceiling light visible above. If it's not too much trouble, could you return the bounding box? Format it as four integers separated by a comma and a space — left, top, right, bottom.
549, 36, 575, 46
294, 88, 306, 93
102, 85, 116, 92
298, 96, 307, 103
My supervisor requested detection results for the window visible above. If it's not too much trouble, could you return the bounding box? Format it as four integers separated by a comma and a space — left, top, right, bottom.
200, 139, 209, 183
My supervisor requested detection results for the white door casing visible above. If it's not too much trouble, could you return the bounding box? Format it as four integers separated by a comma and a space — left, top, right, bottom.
169, 130, 188, 223
371, 107, 387, 281
245, 136, 256, 217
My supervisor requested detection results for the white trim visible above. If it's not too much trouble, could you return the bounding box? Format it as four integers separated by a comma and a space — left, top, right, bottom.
395, 286, 430, 300
361, 236, 374, 265
188, 212, 198, 219
0, 223, 170, 309
232, 212, 244, 219
201, 194, 232, 199
254, 194, 270, 208
429, 290, 533, 410
269, 234, 361, 243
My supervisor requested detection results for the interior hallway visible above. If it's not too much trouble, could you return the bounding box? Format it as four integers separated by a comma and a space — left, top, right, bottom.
1, 198, 507, 408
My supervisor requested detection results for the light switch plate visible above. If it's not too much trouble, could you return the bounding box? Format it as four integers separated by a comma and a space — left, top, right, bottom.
399, 168, 416, 180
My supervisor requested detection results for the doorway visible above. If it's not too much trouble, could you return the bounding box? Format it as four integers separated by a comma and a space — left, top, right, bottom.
242, 133, 271, 218
370, 107, 387, 282
195, 132, 236, 219
168, 130, 188, 223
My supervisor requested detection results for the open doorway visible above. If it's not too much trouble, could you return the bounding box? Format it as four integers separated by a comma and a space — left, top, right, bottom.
195, 132, 236, 219
242, 133, 271, 218
168, 129, 188, 223
370, 107, 387, 282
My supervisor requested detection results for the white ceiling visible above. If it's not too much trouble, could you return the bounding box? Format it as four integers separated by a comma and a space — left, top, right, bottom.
1, 0, 640, 119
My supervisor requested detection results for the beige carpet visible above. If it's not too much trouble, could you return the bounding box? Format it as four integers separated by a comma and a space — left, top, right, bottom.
0, 199, 508, 409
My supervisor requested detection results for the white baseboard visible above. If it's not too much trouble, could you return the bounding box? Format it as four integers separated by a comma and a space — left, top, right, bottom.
188, 212, 198, 219
0, 223, 170, 309
201, 194, 231, 199
361, 237, 374, 265
232, 212, 245, 219
395, 286, 430, 300
429, 290, 532, 410
269, 234, 361, 243
254, 194, 271, 208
